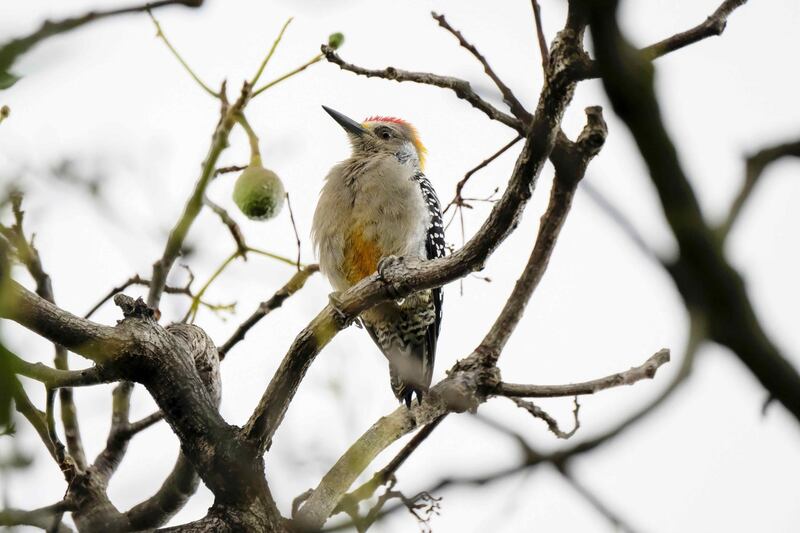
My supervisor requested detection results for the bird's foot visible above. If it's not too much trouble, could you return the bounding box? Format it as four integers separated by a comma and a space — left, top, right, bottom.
377, 255, 404, 299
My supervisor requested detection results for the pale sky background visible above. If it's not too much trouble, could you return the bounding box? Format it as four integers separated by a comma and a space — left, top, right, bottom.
1, 1, 799, 532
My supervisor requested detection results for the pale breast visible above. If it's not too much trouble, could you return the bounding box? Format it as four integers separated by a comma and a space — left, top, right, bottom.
313, 155, 429, 291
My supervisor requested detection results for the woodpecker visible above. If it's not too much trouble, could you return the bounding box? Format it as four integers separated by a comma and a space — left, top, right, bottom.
312, 106, 445, 408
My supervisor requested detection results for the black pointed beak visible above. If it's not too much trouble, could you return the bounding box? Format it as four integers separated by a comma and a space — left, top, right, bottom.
322, 105, 368, 137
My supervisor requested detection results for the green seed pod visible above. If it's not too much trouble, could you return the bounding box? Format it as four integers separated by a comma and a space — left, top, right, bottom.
232, 164, 285, 221
327, 32, 345, 50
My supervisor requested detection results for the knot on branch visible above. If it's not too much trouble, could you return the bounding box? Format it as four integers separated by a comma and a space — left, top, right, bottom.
113, 295, 156, 320
440, 355, 501, 413
576, 106, 608, 155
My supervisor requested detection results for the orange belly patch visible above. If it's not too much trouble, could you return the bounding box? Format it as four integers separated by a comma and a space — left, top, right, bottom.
344, 226, 382, 285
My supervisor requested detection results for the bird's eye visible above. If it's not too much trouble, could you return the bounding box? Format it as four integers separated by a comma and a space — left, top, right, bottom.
377, 128, 391, 140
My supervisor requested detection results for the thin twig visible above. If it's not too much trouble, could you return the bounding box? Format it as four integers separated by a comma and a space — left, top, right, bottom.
443, 135, 523, 214
83, 274, 193, 319
213, 164, 248, 177
575, 0, 749, 80
321, 45, 523, 132
218, 264, 319, 359
510, 396, 581, 439
250, 18, 293, 88
285, 192, 302, 270
579, 181, 663, 264
531, 0, 550, 72
719, 139, 800, 238
203, 195, 248, 257
147, 9, 220, 98
252, 53, 325, 97
432, 12, 531, 122
557, 466, 642, 533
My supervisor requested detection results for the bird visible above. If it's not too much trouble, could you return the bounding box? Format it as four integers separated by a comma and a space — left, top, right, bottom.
311, 106, 445, 408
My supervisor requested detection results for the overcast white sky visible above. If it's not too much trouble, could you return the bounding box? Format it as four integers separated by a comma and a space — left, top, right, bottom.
1, 1, 799, 532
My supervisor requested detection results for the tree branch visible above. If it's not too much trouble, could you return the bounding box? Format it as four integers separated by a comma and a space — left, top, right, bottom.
218, 264, 319, 359
574, 0, 749, 80
719, 138, 800, 238
0, 0, 202, 89
581, 0, 800, 424
293, 87, 618, 529
497, 348, 670, 398
431, 12, 532, 123
0, 501, 74, 532
147, 82, 250, 309
1, 195, 88, 468
321, 45, 523, 132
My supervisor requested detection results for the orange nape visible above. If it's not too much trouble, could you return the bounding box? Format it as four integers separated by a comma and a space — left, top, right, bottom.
344, 226, 383, 285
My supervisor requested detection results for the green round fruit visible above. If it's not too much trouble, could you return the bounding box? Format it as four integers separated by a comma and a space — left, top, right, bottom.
232, 164, 285, 221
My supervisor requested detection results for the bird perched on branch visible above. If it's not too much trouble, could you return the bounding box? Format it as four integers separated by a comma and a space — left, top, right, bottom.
312, 106, 445, 407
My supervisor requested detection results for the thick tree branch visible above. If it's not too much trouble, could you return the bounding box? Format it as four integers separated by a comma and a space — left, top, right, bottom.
0, 280, 129, 363
581, 0, 800, 424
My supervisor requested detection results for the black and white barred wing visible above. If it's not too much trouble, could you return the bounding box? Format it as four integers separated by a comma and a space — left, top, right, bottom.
414, 172, 445, 387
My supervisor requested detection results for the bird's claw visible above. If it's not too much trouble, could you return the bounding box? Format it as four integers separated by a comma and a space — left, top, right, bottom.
377, 255, 404, 299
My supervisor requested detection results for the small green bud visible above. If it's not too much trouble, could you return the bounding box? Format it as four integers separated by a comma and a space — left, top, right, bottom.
0, 106, 9, 119
233, 164, 285, 221
327, 32, 345, 50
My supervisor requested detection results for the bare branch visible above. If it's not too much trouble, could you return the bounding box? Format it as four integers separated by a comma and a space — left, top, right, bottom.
641, 0, 748, 61
443, 135, 523, 214
84, 274, 193, 319
214, 164, 247, 177
531, 0, 550, 72
218, 264, 319, 360
431, 12, 532, 122
147, 82, 251, 309
557, 466, 642, 533
203, 196, 248, 257
0, 0, 202, 88
8, 350, 114, 388
719, 139, 800, 238
285, 192, 302, 270
510, 396, 580, 439
321, 45, 523, 132
582, 0, 800, 424
0, 501, 74, 532
125, 454, 199, 530
575, 0, 749, 80
579, 181, 663, 264
497, 348, 670, 398
147, 8, 219, 98
325, 416, 447, 521
2, 194, 88, 467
